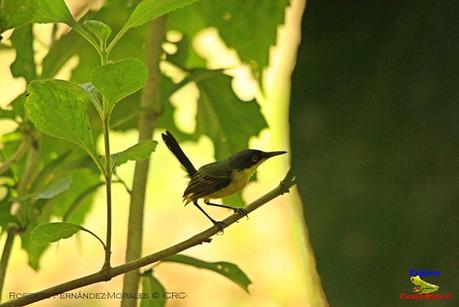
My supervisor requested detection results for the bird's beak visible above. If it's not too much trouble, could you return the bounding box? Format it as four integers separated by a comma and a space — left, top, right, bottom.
263, 151, 287, 159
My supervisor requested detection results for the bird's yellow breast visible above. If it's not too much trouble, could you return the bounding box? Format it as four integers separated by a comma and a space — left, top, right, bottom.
204, 165, 259, 199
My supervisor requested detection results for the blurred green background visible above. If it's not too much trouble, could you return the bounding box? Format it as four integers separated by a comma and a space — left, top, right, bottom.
291, 1, 459, 306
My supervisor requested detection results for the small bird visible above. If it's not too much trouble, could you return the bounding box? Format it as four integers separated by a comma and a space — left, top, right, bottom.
162, 130, 286, 230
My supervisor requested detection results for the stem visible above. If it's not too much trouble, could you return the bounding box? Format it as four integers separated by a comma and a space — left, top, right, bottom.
102, 114, 112, 270
80, 226, 106, 251
0, 229, 16, 300
73, 25, 102, 57
106, 25, 128, 57
0, 170, 296, 307
113, 174, 132, 195
121, 16, 166, 307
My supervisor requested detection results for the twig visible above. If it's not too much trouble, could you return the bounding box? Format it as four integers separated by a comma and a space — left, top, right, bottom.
113, 174, 132, 195
0, 229, 17, 300
102, 114, 112, 272
0, 170, 295, 307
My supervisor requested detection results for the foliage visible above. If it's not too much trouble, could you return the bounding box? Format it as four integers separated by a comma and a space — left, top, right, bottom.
0, 0, 290, 303
163, 254, 252, 292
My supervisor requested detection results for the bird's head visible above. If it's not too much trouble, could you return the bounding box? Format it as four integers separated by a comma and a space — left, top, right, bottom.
227, 149, 287, 171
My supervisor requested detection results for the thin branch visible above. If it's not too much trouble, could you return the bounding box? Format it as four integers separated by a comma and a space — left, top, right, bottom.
0, 170, 295, 307
113, 174, 132, 195
80, 226, 106, 250
0, 228, 17, 300
102, 114, 112, 271
121, 16, 166, 307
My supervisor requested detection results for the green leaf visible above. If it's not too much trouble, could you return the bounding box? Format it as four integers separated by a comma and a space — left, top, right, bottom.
10, 24, 36, 82
32, 176, 72, 200
125, 0, 200, 31
83, 20, 112, 44
163, 254, 251, 293
91, 58, 148, 113
141, 270, 166, 307
41, 3, 141, 82
194, 71, 267, 160
112, 140, 158, 168
30, 222, 83, 245
0, 0, 75, 33
20, 222, 50, 270
168, 0, 289, 76
25, 80, 99, 162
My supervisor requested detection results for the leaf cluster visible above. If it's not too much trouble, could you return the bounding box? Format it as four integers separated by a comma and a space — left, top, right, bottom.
0, 0, 290, 302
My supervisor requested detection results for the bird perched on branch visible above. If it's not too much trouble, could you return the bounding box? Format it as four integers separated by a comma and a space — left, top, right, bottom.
162, 130, 286, 230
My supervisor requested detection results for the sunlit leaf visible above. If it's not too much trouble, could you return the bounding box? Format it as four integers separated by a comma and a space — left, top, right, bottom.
83, 20, 112, 44
163, 254, 251, 292
0, 0, 75, 33
125, 0, 200, 31
168, 0, 289, 76
91, 58, 148, 113
30, 222, 83, 245
112, 140, 158, 168
25, 80, 99, 161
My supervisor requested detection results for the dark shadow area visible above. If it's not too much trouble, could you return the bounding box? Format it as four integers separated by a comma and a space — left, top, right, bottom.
291, 1, 459, 306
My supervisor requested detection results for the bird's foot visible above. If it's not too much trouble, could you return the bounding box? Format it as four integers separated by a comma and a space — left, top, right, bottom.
233, 208, 249, 220
212, 220, 226, 234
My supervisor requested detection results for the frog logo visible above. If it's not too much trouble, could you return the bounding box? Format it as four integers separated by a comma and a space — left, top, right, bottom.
410, 275, 439, 294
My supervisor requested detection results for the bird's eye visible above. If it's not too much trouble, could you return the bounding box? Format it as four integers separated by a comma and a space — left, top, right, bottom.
251, 155, 258, 162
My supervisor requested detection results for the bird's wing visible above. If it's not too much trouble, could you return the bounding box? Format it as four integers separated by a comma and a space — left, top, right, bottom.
183, 162, 232, 201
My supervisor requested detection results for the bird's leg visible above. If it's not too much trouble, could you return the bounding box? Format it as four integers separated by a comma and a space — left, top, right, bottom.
193, 201, 226, 233
204, 199, 249, 219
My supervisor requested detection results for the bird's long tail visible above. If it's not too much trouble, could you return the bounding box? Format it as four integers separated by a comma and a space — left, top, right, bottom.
161, 130, 197, 176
